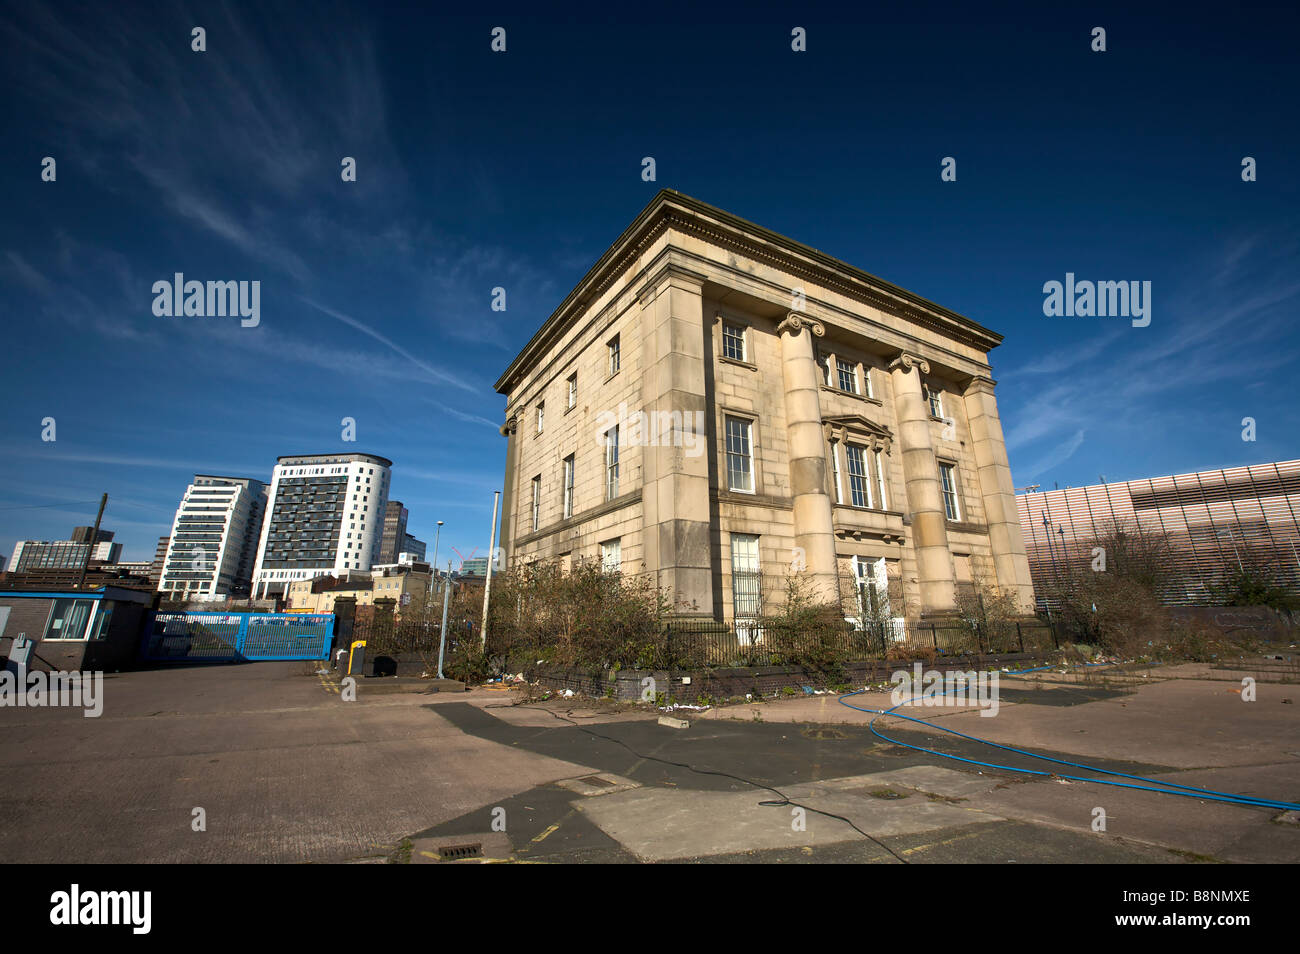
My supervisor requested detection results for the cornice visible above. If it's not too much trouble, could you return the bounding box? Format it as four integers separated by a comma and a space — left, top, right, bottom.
832, 521, 907, 545
495, 190, 1003, 395
634, 260, 708, 304
512, 489, 643, 546
964, 376, 998, 396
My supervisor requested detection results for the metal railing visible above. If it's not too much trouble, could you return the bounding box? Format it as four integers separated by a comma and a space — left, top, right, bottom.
482, 614, 1059, 673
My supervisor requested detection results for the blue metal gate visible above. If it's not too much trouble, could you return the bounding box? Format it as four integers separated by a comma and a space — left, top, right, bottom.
142, 612, 334, 662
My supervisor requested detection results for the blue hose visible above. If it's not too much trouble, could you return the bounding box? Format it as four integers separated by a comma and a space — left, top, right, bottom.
839, 664, 1300, 812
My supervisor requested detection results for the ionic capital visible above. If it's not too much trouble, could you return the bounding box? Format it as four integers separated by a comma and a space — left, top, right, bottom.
776, 313, 825, 338
887, 352, 931, 375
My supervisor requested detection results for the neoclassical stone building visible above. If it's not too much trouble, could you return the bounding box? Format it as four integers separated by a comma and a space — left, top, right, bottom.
494, 191, 1035, 626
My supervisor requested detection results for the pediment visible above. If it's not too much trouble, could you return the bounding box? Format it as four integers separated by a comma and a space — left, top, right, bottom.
822, 414, 894, 452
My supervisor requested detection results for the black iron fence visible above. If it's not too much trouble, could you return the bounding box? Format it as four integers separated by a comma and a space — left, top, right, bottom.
485, 614, 1058, 673
890, 617, 1058, 655
348, 605, 1060, 679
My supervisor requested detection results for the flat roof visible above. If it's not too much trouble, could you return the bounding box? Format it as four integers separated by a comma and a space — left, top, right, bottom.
275, 453, 394, 468
0, 586, 153, 603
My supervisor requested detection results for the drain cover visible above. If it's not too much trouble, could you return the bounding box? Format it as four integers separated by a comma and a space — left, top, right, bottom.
437, 843, 483, 860
581, 775, 615, 788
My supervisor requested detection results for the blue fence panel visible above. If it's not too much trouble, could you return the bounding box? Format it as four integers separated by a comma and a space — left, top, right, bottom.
141, 612, 334, 662
241, 614, 334, 660
145, 613, 243, 662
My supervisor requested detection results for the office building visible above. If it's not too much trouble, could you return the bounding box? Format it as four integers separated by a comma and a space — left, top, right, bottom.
9, 529, 122, 573
1017, 460, 1300, 607
150, 536, 170, 586
460, 556, 489, 578
401, 533, 426, 561
379, 501, 409, 564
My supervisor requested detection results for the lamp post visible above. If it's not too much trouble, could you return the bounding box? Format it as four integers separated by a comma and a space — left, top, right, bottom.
480, 491, 500, 650
1042, 513, 1064, 596
1216, 527, 1245, 573
436, 559, 453, 679
432, 520, 444, 592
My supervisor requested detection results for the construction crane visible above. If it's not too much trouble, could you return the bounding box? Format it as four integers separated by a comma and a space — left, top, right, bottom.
1015, 484, 1041, 494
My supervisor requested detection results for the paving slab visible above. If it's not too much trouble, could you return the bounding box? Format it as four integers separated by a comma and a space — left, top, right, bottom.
573, 766, 1007, 862
930, 678, 1300, 769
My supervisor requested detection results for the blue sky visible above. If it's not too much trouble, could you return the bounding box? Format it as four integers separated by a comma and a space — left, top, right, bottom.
2, 2, 1298, 564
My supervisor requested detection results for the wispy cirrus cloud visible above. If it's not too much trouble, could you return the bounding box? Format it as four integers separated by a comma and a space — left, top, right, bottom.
299, 297, 480, 392
7, 448, 266, 474
1021, 429, 1086, 480
1001, 234, 1300, 483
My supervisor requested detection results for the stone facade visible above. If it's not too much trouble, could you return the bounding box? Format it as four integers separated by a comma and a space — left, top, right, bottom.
494, 191, 1036, 624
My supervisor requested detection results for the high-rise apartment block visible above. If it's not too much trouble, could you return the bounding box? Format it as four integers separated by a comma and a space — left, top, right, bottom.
251, 453, 392, 599
158, 476, 268, 600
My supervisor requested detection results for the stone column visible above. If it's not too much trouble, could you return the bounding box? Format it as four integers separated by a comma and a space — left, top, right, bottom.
962, 377, 1037, 612
777, 314, 838, 602
638, 265, 713, 615
497, 414, 519, 569
888, 352, 956, 614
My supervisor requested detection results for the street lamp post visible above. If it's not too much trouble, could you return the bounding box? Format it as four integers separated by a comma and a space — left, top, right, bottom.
1042, 514, 1063, 591
431, 519, 444, 592
1217, 527, 1245, 573
1040, 514, 1060, 613
436, 559, 453, 679
480, 491, 500, 650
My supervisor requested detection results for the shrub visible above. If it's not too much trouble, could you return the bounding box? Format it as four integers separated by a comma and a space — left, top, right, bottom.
953, 579, 1025, 653
1209, 564, 1300, 613
759, 573, 853, 681
484, 559, 670, 674
1046, 571, 1168, 657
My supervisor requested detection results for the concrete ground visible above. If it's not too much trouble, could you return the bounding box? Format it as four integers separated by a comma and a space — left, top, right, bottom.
0, 659, 1296, 863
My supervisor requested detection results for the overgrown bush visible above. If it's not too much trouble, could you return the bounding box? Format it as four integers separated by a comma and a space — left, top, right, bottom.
953, 579, 1024, 654
443, 636, 491, 683
485, 559, 670, 673
1046, 570, 1169, 657
1209, 563, 1300, 612
759, 574, 854, 682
